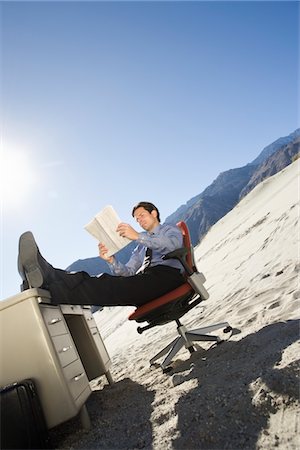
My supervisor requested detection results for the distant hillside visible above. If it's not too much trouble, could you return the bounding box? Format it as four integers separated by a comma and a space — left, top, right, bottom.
165, 164, 256, 244
165, 128, 300, 245
66, 242, 136, 275
249, 128, 300, 166
239, 135, 300, 199
67, 128, 299, 274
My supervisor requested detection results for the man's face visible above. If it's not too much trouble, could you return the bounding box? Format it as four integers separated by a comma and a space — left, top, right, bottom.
133, 207, 159, 232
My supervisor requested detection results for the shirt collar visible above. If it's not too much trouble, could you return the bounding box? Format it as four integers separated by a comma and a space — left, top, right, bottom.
147, 223, 162, 235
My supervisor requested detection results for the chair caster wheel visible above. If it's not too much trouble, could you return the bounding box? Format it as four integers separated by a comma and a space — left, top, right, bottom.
150, 362, 158, 369
223, 326, 232, 333
188, 346, 196, 354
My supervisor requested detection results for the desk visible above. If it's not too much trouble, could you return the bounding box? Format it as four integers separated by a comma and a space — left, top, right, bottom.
0, 288, 112, 429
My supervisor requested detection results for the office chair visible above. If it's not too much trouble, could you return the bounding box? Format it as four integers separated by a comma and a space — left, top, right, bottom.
128, 221, 232, 370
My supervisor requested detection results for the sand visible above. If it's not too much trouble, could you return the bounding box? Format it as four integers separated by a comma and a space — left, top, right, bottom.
50, 160, 299, 450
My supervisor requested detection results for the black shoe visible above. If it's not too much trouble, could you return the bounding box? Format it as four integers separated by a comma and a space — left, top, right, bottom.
18, 231, 54, 289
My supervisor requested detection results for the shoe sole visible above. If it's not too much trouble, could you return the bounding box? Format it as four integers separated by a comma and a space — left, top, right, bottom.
19, 231, 44, 288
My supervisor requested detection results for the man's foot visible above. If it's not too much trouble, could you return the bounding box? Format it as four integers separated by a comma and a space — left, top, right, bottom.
18, 231, 54, 288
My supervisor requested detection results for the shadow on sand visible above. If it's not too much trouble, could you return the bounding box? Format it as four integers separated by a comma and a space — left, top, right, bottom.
49, 320, 299, 449
172, 319, 299, 450
50, 377, 155, 449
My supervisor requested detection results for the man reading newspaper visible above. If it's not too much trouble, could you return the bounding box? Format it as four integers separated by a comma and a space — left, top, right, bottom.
17, 202, 185, 307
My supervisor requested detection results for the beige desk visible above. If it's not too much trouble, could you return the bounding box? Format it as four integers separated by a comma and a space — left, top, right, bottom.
0, 288, 112, 429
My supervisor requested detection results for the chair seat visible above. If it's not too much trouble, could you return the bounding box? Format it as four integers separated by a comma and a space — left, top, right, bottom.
128, 282, 193, 321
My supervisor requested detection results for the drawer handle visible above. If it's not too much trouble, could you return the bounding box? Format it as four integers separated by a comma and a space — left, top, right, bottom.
49, 318, 62, 325
59, 345, 72, 353
92, 331, 98, 336
74, 373, 85, 382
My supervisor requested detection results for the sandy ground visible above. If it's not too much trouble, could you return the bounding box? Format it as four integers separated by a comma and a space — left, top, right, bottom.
50, 160, 300, 450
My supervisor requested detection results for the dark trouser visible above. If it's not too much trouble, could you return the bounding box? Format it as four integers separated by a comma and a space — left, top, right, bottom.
47, 265, 185, 307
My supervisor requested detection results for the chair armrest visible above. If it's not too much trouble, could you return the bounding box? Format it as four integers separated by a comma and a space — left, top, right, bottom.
162, 247, 193, 275
187, 272, 209, 299
163, 247, 188, 260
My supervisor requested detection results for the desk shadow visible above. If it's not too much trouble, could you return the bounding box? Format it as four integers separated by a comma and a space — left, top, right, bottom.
50, 377, 155, 449
172, 319, 299, 450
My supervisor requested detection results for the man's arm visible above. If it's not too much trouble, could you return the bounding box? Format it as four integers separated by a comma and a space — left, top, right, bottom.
136, 225, 183, 253
98, 241, 144, 276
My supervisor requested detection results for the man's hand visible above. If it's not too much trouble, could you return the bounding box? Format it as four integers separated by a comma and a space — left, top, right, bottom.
116, 223, 139, 240
98, 243, 114, 264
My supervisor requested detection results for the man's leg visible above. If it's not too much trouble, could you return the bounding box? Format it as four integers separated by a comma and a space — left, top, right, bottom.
18, 231, 184, 307
47, 266, 184, 306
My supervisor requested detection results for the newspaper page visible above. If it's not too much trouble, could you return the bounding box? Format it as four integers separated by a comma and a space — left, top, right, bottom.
84, 205, 131, 256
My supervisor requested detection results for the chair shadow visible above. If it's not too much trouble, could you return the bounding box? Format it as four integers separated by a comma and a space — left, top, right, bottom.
50, 377, 155, 449
172, 319, 299, 450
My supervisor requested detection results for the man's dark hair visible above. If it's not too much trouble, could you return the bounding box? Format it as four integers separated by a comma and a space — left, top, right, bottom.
132, 201, 161, 222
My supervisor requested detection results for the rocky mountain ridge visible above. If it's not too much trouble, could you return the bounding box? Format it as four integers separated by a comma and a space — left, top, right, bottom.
164, 128, 299, 244
240, 134, 300, 198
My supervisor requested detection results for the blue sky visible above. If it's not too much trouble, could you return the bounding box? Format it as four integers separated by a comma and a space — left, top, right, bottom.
1, 1, 299, 300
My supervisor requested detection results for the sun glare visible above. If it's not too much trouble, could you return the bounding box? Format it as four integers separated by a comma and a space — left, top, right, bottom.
0, 150, 37, 207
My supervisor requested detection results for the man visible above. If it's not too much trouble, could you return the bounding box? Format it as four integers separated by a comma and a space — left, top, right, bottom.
18, 202, 185, 307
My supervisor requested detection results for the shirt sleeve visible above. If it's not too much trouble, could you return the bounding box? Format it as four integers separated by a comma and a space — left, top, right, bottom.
108, 244, 144, 276
108, 224, 183, 276
136, 225, 183, 254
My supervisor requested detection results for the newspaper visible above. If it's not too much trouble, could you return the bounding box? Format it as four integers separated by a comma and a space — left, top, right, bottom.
84, 205, 131, 256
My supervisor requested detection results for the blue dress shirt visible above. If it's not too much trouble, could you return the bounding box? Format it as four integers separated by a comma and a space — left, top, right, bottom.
108, 223, 183, 276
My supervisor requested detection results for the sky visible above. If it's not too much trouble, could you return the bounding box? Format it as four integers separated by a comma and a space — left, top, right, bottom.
1, 0, 299, 300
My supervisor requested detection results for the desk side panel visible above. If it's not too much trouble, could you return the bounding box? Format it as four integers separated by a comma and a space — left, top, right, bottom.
0, 293, 91, 428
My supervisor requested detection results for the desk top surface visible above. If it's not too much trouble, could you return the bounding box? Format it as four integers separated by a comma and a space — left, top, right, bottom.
0, 288, 52, 311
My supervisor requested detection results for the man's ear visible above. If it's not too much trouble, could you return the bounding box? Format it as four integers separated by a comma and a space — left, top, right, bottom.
151, 209, 158, 219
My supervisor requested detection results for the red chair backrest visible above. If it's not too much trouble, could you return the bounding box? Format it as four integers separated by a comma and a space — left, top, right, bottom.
176, 221, 196, 273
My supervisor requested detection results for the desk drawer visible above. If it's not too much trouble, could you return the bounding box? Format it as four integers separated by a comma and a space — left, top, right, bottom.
41, 306, 67, 336
52, 334, 78, 367
63, 359, 89, 401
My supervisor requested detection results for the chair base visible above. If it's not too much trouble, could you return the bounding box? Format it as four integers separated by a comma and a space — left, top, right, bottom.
150, 321, 232, 369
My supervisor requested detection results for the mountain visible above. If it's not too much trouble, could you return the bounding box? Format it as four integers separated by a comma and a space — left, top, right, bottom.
239, 134, 300, 199
249, 128, 300, 166
67, 128, 299, 274
66, 242, 136, 275
165, 164, 256, 244
164, 128, 300, 244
